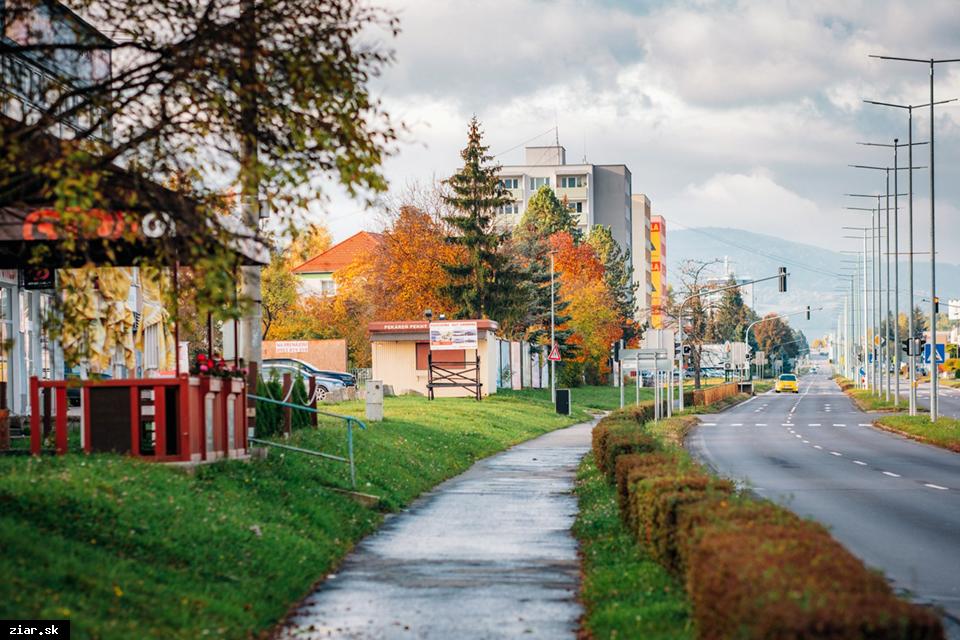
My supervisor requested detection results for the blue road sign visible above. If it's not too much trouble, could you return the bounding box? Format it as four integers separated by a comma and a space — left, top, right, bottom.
923, 343, 946, 364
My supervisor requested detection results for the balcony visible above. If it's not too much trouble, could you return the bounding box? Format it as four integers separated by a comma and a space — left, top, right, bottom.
556, 185, 587, 201
506, 187, 523, 201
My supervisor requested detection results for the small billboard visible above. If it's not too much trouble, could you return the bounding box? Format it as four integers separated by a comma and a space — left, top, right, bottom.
429, 321, 478, 351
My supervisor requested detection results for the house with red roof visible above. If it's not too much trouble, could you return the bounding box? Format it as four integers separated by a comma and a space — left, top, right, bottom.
291, 231, 382, 297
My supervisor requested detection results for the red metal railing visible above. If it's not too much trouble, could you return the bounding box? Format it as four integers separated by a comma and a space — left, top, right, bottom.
29, 375, 247, 461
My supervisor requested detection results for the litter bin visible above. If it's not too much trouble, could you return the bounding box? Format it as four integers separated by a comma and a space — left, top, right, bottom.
556, 388, 571, 415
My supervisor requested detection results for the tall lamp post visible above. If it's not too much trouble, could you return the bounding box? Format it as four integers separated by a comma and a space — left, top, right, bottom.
744, 307, 822, 379
844, 208, 880, 393
856, 136, 931, 406
869, 54, 960, 420
842, 226, 871, 390
550, 250, 556, 403
863, 98, 947, 414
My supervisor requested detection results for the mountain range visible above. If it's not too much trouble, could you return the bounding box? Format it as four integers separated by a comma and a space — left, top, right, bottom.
664, 227, 960, 340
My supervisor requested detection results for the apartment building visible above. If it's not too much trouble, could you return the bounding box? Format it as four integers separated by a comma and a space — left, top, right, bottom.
631, 194, 653, 323
497, 145, 651, 321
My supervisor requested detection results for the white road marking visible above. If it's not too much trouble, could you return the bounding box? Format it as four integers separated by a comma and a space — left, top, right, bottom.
853, 460, 867, 465
731, 423, 743, 426
858, 423, 872, 427
782, 423, 792, 426
814, 445, 823, 450
924, 483, 948, 491
882, 471, 901, 478
808, 423, 821, 427
802, 439, 810, 443
701, 422, 717, 426
832, 423, 846, 427
756, 423, 767, 426
830, 451, 842, 456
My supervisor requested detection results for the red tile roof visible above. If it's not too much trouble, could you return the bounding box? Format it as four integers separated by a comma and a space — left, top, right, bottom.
291, 231, 382, 274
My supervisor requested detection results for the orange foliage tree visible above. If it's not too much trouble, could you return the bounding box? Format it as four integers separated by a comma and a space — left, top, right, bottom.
549, 231, 623, 384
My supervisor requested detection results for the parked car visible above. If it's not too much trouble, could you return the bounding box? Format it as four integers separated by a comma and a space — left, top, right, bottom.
261, 359, 347, 401
775, 373, 799, 393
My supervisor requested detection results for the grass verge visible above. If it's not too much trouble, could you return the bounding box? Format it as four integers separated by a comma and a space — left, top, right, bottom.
834, 375, 905, 412
872, 414, 960, 453
501, 385, 653, 411
0, 393, 587, 639
574, 453, 693, 640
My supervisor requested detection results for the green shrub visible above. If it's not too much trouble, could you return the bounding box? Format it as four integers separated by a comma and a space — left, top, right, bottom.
614, 451, 680, 531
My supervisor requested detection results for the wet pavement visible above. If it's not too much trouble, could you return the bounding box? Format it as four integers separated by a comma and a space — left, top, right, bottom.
277, 419, 595, 640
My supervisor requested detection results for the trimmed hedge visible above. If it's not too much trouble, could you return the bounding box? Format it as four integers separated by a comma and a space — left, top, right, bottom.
590, 407, 944, 639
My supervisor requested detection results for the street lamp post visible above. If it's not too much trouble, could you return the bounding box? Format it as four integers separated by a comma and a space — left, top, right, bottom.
744, 307, 823, 379
870, 55, 960, 419
863, 100, 948, 415
550, 251, 556, 403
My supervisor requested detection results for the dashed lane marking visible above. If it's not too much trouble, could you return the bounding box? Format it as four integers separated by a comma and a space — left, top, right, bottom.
802, 439, 810, 443
858, 423, 872, 426
701, 422, 717, 426
814, 445, 823, 450
731, 423, 743, 426
808, 423, 822, 427
882, 471, 901, 478
924, 483, 948, 491
781, 423, 792, 426
832, 424, 846, 427
853, 460, 867, 466
755, 423, 767, 426
830, 451, 842, 456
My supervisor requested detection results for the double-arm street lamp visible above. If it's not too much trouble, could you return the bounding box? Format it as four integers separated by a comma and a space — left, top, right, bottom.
869, 54, 960, 420
676, 269, 787, 411
863, 98, 946, 415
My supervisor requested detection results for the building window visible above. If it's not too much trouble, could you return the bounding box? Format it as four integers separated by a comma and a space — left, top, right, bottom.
500, 177, 519, 190
502, 201, 520, 215
559, 175, 584, 188
529, 177, 550, 190
566, 201, 583, 213
415, 343, 466, 371
320, 279, 337, 297
144, 323, 160, 370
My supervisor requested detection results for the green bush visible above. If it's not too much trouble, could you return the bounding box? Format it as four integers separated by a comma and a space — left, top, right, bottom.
589, 404, 944, 640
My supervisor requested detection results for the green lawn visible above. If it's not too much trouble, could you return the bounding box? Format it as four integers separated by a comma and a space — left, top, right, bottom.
847, 388, 906, 412
500, 385, 654, 412
873, 414, 960, 453
0, 393, 587, 639
573, 453, 693, 640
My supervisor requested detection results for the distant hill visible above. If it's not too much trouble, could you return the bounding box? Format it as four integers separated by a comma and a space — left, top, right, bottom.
665, 227, 960, 340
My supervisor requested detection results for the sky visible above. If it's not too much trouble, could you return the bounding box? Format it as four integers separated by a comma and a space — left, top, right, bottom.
313, 0, 960, 266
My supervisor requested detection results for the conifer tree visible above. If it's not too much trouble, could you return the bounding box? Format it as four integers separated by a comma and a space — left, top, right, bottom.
442, 117, 525, 320
514, 185, 578, 242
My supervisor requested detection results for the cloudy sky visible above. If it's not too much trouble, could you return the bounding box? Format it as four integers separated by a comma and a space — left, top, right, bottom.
315, 0, 960, 264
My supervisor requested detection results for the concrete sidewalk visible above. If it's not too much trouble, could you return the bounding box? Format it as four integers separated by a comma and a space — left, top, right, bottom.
277, 419, 594, 640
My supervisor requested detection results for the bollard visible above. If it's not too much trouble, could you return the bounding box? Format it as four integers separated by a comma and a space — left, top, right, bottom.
366, 380, 384, 422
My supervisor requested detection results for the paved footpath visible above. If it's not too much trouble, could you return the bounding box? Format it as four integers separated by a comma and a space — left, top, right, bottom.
277, 420, 594, 640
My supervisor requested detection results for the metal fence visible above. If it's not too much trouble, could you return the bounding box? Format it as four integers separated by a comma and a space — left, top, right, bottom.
247, 393, 366, 488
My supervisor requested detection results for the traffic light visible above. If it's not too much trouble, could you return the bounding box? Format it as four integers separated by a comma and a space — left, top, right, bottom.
901, 338, 911, 355
610, 341, 621, 363
806, 305, 811, 320
934, 296, 939, 313
778, 267, 787, 293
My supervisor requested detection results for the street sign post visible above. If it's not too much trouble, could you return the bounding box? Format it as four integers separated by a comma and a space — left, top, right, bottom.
922, 343, 945, 365
547, 343, 562, 362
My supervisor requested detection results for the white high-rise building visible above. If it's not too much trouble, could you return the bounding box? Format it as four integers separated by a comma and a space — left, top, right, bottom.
497, 145, 652, 321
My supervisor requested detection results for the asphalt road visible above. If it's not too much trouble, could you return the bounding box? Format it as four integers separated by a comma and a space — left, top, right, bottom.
277, 420, 592, 640
889, 379, 960, 420
688, 367, 960, 626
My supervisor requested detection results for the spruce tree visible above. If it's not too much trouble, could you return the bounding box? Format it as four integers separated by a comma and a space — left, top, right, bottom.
514, 185, 578, 242
442, 117, 525, 321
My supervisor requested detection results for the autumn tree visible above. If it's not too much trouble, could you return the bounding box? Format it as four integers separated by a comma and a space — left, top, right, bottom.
587, 225, 639, 342
753, 314, 797, 366
261, 250, 299, 339
668, 260, 721, 389
1, 0, 400, 355
442, 117, 525, 321
550, 231, 621, 385
287, 224, 333, 267
706, 274, 757, 343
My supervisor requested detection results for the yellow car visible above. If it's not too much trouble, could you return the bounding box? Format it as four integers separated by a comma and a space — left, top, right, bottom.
775, 373, 799, 393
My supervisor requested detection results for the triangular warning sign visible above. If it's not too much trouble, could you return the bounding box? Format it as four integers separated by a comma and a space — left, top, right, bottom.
548, 343, 562, 362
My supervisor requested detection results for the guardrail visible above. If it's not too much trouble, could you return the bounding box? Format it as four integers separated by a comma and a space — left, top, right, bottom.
247, 393, 366, 487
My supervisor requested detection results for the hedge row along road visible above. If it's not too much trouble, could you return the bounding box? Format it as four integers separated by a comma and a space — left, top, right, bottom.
687, 364, 960, 624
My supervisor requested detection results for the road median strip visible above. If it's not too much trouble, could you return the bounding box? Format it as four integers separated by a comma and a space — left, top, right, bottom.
579, 396, 944, 639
